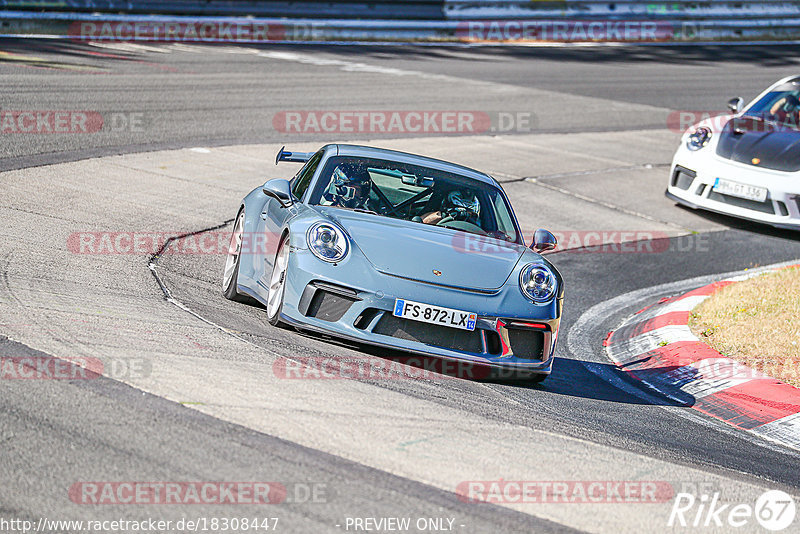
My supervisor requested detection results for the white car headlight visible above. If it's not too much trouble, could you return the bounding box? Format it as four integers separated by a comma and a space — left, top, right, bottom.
687, 126, 711, 151
519, 262, 557, 303
306, 222, 349, 263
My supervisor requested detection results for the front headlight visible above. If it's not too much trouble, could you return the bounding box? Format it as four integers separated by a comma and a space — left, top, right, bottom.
519, 262, 557, 303
306, 222, 349, 263
686, 126, 711, 151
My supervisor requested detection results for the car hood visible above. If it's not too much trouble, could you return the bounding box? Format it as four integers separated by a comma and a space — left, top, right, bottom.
318, 208, 525, 290
716, 118, 800, 172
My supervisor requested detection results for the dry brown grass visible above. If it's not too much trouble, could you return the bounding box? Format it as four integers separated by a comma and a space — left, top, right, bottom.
689, 266, 800, 387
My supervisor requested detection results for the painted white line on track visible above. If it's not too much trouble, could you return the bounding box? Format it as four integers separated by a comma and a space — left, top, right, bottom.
527, 178, 694, 231
256, 49, 460, 83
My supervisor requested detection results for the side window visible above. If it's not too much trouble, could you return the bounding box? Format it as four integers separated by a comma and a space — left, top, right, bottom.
291, 151, 323, 200
491, 189, 519, 243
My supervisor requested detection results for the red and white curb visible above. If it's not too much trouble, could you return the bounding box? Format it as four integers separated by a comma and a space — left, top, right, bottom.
604, 268, 800, 452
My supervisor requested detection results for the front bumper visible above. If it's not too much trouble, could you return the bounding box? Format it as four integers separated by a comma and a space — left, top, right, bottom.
666, 150, 800, 230
275, 248, 561, 375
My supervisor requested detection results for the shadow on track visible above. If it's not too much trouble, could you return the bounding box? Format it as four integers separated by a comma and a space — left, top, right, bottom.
487, 356, 689, 406
0, 37, 143, 60
7, 38, 800, 68
672, 203, 800, 241
284, 322, 683, 406
263, 43, 800, 67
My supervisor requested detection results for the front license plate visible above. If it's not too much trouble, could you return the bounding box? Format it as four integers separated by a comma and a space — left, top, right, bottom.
393, 299, 477, 331
712, 178, 768, 202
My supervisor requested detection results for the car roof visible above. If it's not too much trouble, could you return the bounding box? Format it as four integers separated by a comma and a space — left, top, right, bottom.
773, 74, 800, 86
327, 144, 500, 187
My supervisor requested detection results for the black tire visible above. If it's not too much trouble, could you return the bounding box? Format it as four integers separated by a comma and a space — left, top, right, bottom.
222, 210, 248, 302
266, 235, 289, 327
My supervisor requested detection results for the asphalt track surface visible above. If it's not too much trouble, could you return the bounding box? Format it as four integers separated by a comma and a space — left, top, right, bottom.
2, 39, 800, 533
4, 40, 800, 171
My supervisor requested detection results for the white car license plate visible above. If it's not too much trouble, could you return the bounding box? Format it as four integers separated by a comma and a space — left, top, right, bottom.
393, 299, 477, 332
712, 178, 768, 202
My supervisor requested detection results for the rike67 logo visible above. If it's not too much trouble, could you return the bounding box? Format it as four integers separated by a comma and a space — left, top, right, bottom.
669, 490, 796, 531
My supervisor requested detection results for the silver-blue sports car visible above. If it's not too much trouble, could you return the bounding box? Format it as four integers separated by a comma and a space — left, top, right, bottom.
222, 144, 563, 381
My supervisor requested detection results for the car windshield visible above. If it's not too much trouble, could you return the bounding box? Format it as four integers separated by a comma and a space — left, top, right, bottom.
308, 155, 520, 243
742, 86, 800, 131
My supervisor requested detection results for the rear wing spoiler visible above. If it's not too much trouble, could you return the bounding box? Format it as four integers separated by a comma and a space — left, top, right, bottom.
275, 146, 313, 165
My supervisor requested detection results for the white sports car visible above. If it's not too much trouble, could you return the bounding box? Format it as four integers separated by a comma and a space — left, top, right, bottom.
666, 75, 800, 230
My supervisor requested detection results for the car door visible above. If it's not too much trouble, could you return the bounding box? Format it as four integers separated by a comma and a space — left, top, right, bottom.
256, 151, 323, 285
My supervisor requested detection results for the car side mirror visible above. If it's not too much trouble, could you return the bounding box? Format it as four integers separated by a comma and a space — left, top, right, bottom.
262, 179, 293, 208
727, 97, 743, 114
531, 228, 557, 253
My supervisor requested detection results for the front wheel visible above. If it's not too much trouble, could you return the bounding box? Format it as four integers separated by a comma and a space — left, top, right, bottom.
267, 236, 290, 326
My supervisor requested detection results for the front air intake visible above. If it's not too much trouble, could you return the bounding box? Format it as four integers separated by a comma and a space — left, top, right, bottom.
506, 327, 546, 361
299, 281, 360, 322
671, 166, 696, 191
373, 315, 483, 353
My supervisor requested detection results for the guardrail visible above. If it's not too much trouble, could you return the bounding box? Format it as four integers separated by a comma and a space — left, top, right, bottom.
0, 1, 446, 19
443, 1, 800, 20
441, 1, 800, 42
3, 1, 800, 42
7, 0, 800, 21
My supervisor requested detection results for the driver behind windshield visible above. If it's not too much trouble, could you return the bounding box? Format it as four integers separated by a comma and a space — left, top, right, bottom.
421, 189, 481, 226
321, 164, 372, 210
768, 93, 800, 126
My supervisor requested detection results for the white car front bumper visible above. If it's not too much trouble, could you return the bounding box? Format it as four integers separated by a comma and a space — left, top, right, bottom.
666, 144, 800, 230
